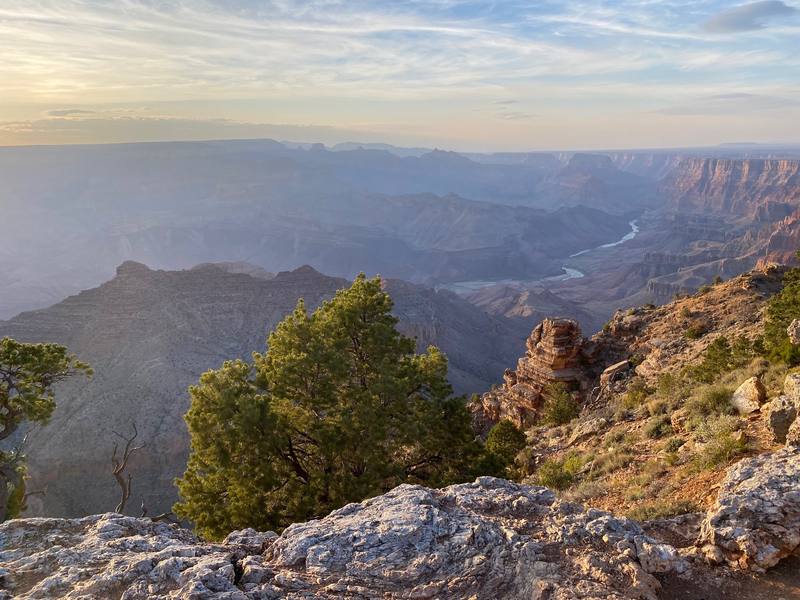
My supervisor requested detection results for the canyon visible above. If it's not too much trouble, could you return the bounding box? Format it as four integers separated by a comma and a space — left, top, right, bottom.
0, 261, 530, 518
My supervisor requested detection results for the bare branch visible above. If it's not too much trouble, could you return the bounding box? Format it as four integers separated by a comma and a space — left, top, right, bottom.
110, 423, 145, 514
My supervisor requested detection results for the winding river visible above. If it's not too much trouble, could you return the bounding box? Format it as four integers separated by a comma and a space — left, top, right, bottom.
440, 219, 639, 294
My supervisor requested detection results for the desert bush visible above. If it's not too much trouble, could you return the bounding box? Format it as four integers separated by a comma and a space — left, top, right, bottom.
541, 383, 580, 425
486, 420, 527, 474
664, 437, 685, 453
535, 453, 586, 490
684, 319, 709, 340
686, 384, 734, 419
644, 415, 673, 439
763, 258, 800, 365
621, 377, 651, 409
626, 499, 699, 522
693, 415, 747, 469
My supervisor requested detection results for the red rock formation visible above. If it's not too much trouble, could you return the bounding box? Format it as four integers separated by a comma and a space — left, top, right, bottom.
756, 210, 800, 269
470, 318, 595, 432
662, 158, 800, 218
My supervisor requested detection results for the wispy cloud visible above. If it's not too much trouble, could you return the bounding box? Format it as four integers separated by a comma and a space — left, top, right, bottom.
0, 1, 799, 148
705, 1, 798, 33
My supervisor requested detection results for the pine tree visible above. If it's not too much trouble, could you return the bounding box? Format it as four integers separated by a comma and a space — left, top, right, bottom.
175, 275, 486, 539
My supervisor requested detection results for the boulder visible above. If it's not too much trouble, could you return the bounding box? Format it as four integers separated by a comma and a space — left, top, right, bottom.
699, 447, 800, 572
730, 377, 766, 415
0, 478, 685, 600
567, 417, 609, 445
788, 319, 800, 346
762, 395, 798, 443
784, 372, 800, 404
787, 418, 800, 447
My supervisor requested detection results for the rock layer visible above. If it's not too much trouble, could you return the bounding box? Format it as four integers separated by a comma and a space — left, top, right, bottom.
470, 318, 598, 432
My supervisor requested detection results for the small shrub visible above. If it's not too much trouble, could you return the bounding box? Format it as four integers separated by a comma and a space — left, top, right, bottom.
541, 383, 579, 426
684, 320, 709, 340
621, 377, 651, 409
686, 384, 734, 418
713, 275, 723, 285
664, 437, 685, 453
694, 415, 747, 468
680, 306, 693, 318
645, 415, 672, 439
626, 500, 699, 522
535, 453, 585, 490
486, 420, 527, 470
698, 284, 712, 295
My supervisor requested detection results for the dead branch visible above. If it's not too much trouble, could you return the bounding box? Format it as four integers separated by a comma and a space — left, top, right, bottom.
111, 423, 145, 514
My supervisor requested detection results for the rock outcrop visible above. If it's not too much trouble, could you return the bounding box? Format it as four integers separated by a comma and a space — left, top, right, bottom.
789, 319, 800, 346
730, 377, 767, 415
699, 447, 800, 572
763, 396, 797, 443
0, 478, 684, 600
470, 318, 598, 432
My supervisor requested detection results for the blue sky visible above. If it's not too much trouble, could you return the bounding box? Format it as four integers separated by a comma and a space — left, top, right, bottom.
1, 0, 798, 149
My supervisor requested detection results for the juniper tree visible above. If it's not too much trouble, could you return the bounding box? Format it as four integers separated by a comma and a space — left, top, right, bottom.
0, 338, 90, 521
175, 274, 486, 539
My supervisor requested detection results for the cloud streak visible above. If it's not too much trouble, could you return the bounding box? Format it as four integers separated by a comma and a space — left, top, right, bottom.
705, 1, 798, 33
0, 1, 798, 148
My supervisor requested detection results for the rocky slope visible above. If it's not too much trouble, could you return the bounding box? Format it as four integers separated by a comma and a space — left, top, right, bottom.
3, 450, 799, 599
472, 265, 800, 522
0, 262, 529, 518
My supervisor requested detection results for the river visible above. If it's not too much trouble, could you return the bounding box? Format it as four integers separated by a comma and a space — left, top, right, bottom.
439, 220, 639, 294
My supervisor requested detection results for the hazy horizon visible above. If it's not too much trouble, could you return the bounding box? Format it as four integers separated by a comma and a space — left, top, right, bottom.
2, 1, 800, 150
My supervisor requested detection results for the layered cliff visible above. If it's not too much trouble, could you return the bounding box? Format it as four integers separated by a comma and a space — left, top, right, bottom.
662, 158, 800, 218
470, 318, 603, 432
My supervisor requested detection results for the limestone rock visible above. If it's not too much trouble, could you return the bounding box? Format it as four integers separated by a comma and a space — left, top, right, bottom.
699, 447, 800, 572
762, 395, 798, 443
786, 418, 800, 447
784, 372, 800, 404
567, 417, 609, 446
730, 377, 767, 415
470, 318, 598, 432
0, 478, 685, 600
788, 319, 800, 346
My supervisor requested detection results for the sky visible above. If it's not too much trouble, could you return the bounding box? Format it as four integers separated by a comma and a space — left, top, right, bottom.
1, 0, 799, 151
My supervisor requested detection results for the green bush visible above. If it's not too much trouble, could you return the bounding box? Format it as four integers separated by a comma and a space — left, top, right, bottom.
693, 415, 747, 469
486, 420, 527, 473
621, 377, 651, 409
664, 437, 685, 453
541, 383, 579, 425
644, 415, 672, 439
626, 499, 699, 522
686, 384, 734, 419
535, 453, 585, 490
684, 320, 709, 340
764, 260, 800, 365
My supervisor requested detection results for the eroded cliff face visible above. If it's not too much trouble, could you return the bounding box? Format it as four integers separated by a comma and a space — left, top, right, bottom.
756, 211, 800, 268
470, 318, 602, 432
663, 158, 800, 218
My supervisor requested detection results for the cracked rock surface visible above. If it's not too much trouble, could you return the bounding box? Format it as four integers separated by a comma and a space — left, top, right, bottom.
1, 478, 683, 600
699, 446, 800, 572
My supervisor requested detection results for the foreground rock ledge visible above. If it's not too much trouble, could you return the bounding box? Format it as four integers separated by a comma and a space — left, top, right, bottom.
3, 449, 799, 600
1, 478, 685, 600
